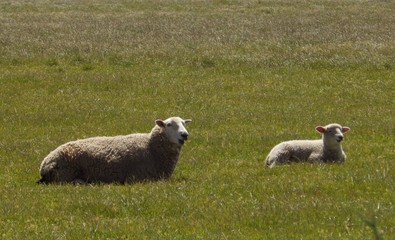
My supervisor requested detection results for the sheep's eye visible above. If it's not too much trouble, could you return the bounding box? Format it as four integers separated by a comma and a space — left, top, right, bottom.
166, 123, 172, 127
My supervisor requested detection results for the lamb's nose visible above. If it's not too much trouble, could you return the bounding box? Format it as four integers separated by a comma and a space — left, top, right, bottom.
181, 132, 189, 140
337, 136, 344, 141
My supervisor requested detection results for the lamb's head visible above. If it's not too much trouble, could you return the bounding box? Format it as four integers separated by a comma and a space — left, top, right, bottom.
155, 117, 192, 146
316, 123, 350, 145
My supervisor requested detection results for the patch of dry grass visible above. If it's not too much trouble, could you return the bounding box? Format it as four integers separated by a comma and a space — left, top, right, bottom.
1, 0, 394, 69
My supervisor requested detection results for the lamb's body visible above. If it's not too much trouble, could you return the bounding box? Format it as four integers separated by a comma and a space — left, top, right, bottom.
266, 139, 346, 166
39, 117, 191, 183
265, 123, 350, 168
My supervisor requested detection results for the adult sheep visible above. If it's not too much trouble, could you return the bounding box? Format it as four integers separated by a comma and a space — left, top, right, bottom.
265, 123, 350, 168
38, 117, 192, 184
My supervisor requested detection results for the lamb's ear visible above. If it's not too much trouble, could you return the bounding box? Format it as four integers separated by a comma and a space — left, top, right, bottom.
315, 126, 326, 133
184, 119, 192, 124
155, 119, 166, 128
341, 127, 350, 133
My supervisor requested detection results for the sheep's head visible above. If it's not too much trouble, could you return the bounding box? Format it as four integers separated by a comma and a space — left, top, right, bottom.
316, 123, 350, 145
155, 117, 192, 145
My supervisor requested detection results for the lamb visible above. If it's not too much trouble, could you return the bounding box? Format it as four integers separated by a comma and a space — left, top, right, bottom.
38, 117, 192, 184
265, 123, 350, 168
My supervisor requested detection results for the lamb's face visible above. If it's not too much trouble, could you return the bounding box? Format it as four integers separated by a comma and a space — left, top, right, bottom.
156, 117, 192, 145
316, 123, 350, 145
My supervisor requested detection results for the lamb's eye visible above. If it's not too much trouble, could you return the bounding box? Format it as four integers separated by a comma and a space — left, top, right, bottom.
166, 123, 172, 127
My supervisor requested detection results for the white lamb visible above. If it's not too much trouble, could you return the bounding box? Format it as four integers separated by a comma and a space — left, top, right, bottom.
265, 123, 350, 168
38, 117, 192, 184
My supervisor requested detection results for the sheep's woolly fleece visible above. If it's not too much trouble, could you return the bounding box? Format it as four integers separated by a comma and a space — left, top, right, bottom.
38, 117, 192, 184
265, 123, 350, 168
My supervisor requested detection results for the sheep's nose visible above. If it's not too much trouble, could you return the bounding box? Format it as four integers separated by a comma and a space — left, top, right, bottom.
181, 132, 189, 140
337, 136, 344, 142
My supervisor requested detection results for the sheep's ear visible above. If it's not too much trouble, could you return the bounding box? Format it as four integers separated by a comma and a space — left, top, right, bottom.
184, 119, 192, 124
315, 126, 326, 133
342, 127, 350, 133
155, 119, 166, 128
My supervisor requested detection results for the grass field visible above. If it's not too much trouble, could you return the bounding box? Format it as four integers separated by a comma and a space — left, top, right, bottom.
0, 0, 394, 239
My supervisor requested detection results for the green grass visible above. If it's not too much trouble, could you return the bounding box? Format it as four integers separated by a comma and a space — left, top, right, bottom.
0, 0, 394, 239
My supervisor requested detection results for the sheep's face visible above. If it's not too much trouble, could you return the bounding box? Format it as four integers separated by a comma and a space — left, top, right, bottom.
156, 117, 192, 145
316, 124, 350, 145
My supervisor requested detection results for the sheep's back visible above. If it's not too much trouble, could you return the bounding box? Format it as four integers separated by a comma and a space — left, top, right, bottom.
281, 139, 323, 161
59, 133, 153, 182
69, 133, 151, 164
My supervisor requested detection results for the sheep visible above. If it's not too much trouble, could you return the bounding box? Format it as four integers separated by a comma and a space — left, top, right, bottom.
265, 123, 350, 168
38, 117, 192, 184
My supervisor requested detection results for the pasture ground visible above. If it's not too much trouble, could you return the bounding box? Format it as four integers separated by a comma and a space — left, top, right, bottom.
0, 0, 394, 239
